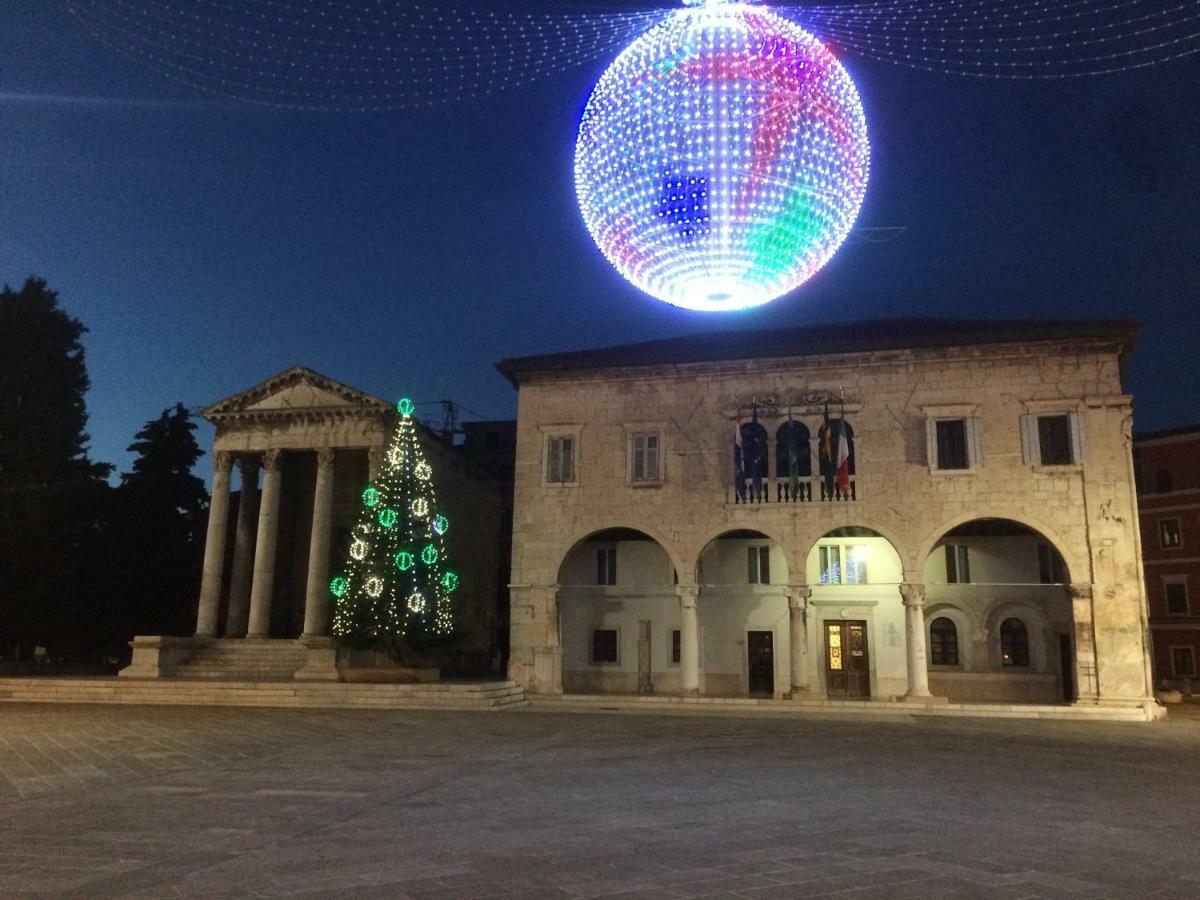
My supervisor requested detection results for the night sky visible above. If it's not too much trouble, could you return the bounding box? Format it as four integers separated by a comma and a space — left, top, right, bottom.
3, 1, 1198, 478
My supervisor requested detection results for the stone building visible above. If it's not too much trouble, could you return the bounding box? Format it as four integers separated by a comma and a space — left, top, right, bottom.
497, 318, 1157, 712
1134, 423, 1200, 693
124, 367, 506, 679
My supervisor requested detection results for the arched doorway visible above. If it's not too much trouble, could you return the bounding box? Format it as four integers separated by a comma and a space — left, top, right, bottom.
804, 526, 905, 699
921, 517, 1074, 704
557, 528, 677, 695
695, 529, 790, 697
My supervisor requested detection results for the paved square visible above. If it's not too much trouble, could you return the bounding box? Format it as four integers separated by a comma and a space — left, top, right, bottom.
1, 704, 1198, 897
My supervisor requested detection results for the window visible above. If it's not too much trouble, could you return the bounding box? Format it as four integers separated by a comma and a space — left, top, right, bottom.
748, 546, 771, 584
596, 547, 616, 586
1165, 580, 1189, 616
1000, 618, 1030, 667
930, 618, 959, 666
1156, 468, 1173, 493
1172, 646, 1195, 677
774, 421, 812, 477
739, 421, 769, 480
630, 433, 661, 482
1160, 518, 1182, 549
945, 544, 971, 584
819, 544, 868, 584
591, 629, 618, 664
546, 435, 576, 484
935, 419, 970, 470
1037, 414, 1073, 466
1038, 543, 1067, 584
672, 630, 681, 664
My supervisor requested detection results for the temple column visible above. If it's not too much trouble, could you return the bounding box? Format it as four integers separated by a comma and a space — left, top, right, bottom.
246, 449, 283, 639
787, 584, 812, 696
224, 456, 260, 637
677, 584, 700, 697
302, 449, 336, 638
1069, 583, 1100, 702
195, 451, 234, 637
901, 582, 932, 699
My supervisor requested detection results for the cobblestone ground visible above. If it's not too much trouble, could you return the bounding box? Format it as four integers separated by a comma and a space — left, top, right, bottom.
2, 704, 1199, 898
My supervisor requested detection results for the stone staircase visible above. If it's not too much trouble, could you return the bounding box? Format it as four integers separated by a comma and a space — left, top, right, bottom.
173, 639, 308, 680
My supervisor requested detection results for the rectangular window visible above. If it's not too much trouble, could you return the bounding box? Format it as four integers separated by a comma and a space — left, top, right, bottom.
672, 630, 681, 664
1166, 581, 1189, 616
1037, 414, 1074, 466
546, 435, 576, 484
630, 433, 660, 482
1172, 646, 1195, 677
591, 629, 618, 664
748, 546, 771, 584
596, 547, 616, 586
935, 419, 970, 470
1038, 543, 1066, 584
844, 545, 868, 584
945, 544, 971, 584
1160, 518, 1182, 549
820, 545, 842, 585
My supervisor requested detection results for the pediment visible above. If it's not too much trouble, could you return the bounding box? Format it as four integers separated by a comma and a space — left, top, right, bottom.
204, 366, 390, 422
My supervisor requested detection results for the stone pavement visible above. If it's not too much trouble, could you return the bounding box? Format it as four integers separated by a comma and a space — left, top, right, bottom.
1, 705, 1199, 898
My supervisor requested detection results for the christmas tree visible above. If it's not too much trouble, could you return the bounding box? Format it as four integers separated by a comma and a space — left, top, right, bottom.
331, 397, 458, 656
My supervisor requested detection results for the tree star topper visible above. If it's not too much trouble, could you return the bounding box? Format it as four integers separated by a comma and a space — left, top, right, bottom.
575, 0, 870, 311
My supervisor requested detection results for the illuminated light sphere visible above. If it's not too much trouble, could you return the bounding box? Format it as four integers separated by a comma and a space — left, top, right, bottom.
407, 591, 426, 614
421, 543, 439, 565
387, 445, 404, 466
396, 397, 415, 417
575, 0, 870, 311
395, 550, 414, 571
411, 497, 429, 519
365, 576, 384, 598
415, 461, 432, 481
329, 576, 350, 598
361, 486, 380, 508
377, 508, 398, 529
441, 571, 460, 592
349, 539, 368, 561
433, 514, 449, 536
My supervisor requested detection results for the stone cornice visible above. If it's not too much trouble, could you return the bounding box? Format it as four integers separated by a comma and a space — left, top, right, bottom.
203, 366, 390, 423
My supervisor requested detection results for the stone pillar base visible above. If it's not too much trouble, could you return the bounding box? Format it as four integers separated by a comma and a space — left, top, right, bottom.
898, 693, 949, 705
119, 636, 199, 678
293, 636, 340, 681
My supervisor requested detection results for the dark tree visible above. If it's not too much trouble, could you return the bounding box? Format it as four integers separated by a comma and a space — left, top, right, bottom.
0, 278, 112, 664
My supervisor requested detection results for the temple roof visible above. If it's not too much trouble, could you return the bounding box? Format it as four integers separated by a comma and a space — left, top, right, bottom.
203, 366, 391, 422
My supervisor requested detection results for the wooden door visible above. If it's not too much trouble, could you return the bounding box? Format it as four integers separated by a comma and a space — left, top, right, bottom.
825, 621, 870, 699
748, 631, 774, 696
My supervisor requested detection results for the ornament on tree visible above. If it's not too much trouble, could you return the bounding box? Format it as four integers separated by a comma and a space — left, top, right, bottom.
331, 397, 458, 648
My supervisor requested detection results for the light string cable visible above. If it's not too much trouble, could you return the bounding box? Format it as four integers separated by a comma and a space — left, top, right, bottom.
780, 0, 1200, 77
64, 0, 668, 110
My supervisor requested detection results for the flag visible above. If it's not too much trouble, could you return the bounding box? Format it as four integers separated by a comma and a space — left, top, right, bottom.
733, 415, 746, 501
749, 405, 762, 498
821, 401, 834, 499
836, 399, 851, 497
786, 407, 800, 498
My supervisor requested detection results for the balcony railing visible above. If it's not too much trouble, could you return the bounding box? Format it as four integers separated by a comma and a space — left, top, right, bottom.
728, 476, 856, 505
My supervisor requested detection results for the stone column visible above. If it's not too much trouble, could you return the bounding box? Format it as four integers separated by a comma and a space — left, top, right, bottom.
246, 449, 284, 639
195, 452, 234, 637
677, 584, 700, 697
787, 584, 812, 696
367, 446, 384, 482
224, 456, 260, 637
900, 582, 932, 700
1069, 583, 1100, 702
302, 449, 336, 638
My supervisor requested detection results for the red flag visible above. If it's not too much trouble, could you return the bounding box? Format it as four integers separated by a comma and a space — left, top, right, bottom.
835, 418, 851, 495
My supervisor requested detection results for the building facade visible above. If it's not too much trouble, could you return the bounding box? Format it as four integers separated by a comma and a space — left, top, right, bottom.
499, 319, 1157, 710
1135, 424, 1200, 693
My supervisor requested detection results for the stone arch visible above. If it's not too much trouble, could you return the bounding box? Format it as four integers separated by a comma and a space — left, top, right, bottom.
800, 522, 909, 582
690, 524, 793, 585
914, 512, 1077, 585
553, 524, 686, 586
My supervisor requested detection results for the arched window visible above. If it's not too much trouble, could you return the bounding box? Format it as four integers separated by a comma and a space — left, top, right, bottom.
1000, 618, 1030, 667
929, 617, 959, 666
818, 420, 855, 477
775, 421, 811, 478
739, 421, 769, 480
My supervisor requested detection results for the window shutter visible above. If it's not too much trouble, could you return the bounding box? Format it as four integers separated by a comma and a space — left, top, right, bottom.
925, 417, 938, 469
1070, 411, 1089, 464
563, 437, 575, 482
970, 417, 985, 468
1019, 414, 1039, 466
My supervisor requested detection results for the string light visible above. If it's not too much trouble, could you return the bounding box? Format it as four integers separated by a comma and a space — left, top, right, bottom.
576, 2, 870, 310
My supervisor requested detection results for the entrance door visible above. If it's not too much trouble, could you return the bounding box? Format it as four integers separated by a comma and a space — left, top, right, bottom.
747, 631, 774, 696
825, 621, 870, 698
